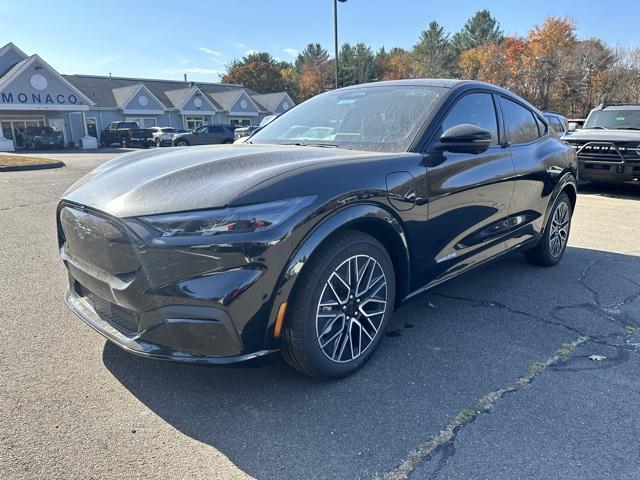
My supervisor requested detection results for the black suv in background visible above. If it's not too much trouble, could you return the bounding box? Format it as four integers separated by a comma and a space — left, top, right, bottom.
172, 124, 236, 146
23, 126, 64, 149
563, 103, 640, 184
100, 122, 154, 148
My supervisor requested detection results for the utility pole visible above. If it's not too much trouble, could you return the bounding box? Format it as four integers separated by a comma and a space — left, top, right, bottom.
334, 0, 347, 89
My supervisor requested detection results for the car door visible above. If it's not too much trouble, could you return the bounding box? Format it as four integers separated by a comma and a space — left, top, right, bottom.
206, 125, 225, 144
191, 126, 208, 145
499, 96, 554, 250
422, 91, 517, 284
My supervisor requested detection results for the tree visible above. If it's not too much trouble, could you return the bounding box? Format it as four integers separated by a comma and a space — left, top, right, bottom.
376, 47, 413, 80
411, 21, 455, 78
451, 10, 503, 55
339, 42, 377, 86
522, 17, 577, 109
295, 43, 331, 73
221, 52, 290, 93
293, 43, 334, 100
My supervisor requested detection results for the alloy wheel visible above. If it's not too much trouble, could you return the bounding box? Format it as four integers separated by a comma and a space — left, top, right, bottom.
315, 254, 388, 363
549, 200, 570, 257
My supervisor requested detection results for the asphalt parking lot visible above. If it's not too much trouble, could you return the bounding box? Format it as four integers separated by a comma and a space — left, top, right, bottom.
1, 150, 639, 480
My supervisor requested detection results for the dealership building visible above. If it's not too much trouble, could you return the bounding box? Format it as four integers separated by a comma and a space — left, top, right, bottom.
0, 42, 295, 151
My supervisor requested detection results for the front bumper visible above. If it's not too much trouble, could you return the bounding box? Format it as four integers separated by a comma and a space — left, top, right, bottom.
65, 285, 276, 363
578, 160, 640, 182
57, 203, 293, 364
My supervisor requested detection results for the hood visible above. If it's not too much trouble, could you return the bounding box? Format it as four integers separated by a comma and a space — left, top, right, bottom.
62, 144, 382, 217
563, 129, 640, 143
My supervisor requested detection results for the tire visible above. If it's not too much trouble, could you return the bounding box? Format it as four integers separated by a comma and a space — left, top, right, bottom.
222, 138, 233, 144
175, 140, 189, 147
100, 139, 110, 148
120, 138, 129, 148
156, 138, 161, 147
281, 230, 396, 379
524, 192, 572, 266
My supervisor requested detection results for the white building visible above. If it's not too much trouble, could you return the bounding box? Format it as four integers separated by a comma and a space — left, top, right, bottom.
0, 42, 294, 151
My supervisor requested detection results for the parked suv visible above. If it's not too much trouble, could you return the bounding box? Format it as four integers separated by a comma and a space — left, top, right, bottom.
563, 103, 640, 183
172, 124, 236, 146
149, 126, 177, 147
23, 126, 64, 149
59, 80, 577, 379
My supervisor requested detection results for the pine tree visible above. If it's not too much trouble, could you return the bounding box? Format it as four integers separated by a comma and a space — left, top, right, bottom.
411, 21, 454, 78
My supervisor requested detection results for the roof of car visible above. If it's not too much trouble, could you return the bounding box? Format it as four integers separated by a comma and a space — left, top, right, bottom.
597, 104, 640, 110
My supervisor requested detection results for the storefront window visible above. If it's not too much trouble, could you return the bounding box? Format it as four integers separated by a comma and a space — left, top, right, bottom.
185, 116, 205, 130
229, 118, 251, 127
125, 117, 157, 128
85, 118, 97, 138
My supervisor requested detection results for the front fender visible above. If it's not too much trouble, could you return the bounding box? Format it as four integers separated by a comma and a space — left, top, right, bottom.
263, 203, 410, 349
543, 171, 577, 227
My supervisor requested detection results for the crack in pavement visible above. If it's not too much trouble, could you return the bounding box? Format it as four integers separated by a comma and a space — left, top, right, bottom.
377, 254, 640, 479
374, 336, 589, 480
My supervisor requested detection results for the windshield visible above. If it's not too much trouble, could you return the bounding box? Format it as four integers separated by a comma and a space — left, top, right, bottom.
249, 85, 446, 153
585, 109, 640, 130
31, 127, 55, 135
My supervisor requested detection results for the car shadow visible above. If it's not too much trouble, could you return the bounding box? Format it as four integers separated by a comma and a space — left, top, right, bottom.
578, 181, 640, 200
102, 246, 640, 480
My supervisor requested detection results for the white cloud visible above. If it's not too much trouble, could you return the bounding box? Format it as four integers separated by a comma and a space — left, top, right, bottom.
283, 47, 299, 57
161, 67, 221, 75
234, 42, 247, 49
197, 47, 223, 57
245, 49, 258, 56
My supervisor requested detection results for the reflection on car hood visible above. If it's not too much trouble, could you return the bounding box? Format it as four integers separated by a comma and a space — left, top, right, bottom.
62, 144, 378, 217
564, 129, 640, 142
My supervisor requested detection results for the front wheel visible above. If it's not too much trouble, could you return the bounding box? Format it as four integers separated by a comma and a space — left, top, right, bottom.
281, 230, 395, 379
524, 192, 572, 266
175, 140, 188, 147
120, 138, 129, 148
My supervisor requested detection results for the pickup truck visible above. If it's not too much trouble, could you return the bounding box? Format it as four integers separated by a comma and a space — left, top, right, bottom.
100, 121, 154, 148
563, 103, 640, 184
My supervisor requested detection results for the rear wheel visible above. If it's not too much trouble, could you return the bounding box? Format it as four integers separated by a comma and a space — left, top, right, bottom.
175, 140, 188, 147
524, 192, 572, 266
120, 137, 129, 148
281, 230, 395, 379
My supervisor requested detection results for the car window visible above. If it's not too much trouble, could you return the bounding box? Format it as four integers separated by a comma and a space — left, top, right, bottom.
500, 97, 540, 144
441, 92, 499, 145
194, 126, 208, 135
545, 116, 563, 133
209, 126, 224, 134
250, 85, 446, 153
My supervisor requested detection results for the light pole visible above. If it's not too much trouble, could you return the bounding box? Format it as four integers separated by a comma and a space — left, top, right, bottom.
334, 0, 347, 89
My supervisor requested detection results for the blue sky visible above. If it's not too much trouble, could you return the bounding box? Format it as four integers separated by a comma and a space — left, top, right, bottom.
2, 0, 639, 82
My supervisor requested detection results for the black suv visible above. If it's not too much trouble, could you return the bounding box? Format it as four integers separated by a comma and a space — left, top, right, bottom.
563, 103, 640, 184
23, 126, 64, 149
172, 124, 236, 146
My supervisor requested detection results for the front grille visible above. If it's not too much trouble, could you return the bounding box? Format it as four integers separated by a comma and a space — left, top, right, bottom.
59, 206, 139, 276
573, 142, 640, 162
76, 283, 139, 335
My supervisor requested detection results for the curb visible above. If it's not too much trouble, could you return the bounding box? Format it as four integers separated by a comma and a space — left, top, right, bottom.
0, 160, 65, 172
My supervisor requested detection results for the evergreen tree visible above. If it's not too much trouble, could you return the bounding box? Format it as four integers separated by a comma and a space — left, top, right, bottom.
451, 10, 503, 55
411, 21, 455, 78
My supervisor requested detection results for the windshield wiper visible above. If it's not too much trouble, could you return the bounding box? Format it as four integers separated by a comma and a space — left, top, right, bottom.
283, 142, 340, 148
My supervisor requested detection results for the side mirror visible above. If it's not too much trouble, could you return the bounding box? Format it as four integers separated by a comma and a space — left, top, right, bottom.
435, 124, 492, 154
567, 122, 578, 132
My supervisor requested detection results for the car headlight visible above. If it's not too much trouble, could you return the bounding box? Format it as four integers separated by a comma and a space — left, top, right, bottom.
136, 196, 316, 237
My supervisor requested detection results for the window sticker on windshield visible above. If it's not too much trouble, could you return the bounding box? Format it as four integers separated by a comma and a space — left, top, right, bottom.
337, 99, 357, 105
616, 116, 626, 121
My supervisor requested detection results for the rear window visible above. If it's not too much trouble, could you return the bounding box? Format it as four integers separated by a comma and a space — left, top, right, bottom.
499, 97, 540, 144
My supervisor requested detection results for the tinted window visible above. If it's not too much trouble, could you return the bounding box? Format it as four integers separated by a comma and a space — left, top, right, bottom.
500, 97, 540, 144
547, 116, 563, 133
441, 93, 499, 145
209, 126, 224, 134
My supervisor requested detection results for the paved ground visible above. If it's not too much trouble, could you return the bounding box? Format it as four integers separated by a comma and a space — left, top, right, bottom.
1, 150, 639, 480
